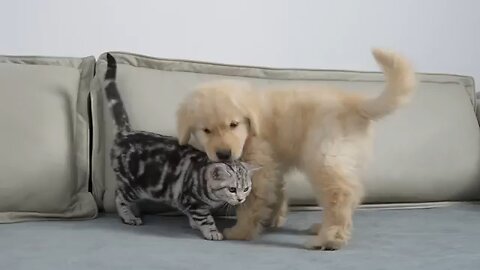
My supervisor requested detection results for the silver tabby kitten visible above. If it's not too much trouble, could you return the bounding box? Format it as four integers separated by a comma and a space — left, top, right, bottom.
104, 53, 258, 240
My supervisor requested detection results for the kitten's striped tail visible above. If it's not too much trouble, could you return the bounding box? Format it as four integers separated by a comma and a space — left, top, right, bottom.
105, 53, 131, 133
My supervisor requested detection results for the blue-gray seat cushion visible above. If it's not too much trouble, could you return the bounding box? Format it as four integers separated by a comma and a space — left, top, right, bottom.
1, 204, 479, 270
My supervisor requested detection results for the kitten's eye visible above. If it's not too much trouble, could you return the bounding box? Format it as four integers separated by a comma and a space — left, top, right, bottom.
203, 128, 211, 134
243, 187, 249, 192
228, 187, 237, 193
230, 121, 239, 129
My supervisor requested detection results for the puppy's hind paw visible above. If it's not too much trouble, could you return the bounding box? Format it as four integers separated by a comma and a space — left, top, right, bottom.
306, 223, 322, 235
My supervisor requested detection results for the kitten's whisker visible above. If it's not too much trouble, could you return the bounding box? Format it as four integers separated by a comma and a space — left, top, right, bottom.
226, 204, 234, 216
221, 202, 230, 215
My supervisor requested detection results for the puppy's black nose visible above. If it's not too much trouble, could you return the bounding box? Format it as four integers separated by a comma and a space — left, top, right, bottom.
216, 150, 231, 160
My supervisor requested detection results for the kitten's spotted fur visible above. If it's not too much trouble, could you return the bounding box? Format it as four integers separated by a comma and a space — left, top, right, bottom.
104, 53, 258, 240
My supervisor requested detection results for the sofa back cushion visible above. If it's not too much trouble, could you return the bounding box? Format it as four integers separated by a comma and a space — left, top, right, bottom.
91, 52, 480, 212
0, 55, 97, 222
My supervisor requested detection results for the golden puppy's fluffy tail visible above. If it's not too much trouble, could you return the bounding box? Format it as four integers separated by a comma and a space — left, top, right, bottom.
359, 49, 416, 120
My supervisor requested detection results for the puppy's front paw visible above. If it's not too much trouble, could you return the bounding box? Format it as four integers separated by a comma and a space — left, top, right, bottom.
304, 225, 349, 250
202, 230, 224, 241
268, 215, 287, 228
223, 225, 258, 240
304, 236, 345, 251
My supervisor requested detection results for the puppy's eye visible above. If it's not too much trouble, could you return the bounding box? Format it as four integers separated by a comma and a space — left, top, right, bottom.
203, 128, 211, 134
230, 121, 239, 129
243, 187, 249, 192
228, 187, 236, 193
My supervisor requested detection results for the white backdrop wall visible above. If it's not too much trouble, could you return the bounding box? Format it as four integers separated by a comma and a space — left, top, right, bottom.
1, 0, 479, 83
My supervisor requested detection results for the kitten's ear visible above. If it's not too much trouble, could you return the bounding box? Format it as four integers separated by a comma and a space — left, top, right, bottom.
215, 167, 230, 179
241, 162, 262, 173
208, 164, 230, 180
176, 100, 194, 145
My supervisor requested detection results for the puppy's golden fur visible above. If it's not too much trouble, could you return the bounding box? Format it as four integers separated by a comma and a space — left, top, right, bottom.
177, 49, 415, 249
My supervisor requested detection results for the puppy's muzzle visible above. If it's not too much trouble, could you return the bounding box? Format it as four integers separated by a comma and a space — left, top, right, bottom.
215, 149, 231, 161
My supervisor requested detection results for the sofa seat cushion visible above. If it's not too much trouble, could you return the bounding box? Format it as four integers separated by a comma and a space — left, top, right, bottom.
1, 204, 479, 269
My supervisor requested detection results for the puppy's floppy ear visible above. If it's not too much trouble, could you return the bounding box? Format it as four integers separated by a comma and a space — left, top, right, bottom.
246, 107, 260, 136
242, 89, 261, 137
176, 101, 194, 145
229, 81, 261, 137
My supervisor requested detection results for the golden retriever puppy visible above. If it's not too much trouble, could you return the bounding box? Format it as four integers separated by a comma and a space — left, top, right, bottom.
176, 49, 415, 250
177, 87, 283, 239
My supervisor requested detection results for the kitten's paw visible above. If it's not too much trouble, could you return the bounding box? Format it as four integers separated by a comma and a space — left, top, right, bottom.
121, 216, 143, 226
188, 218, 198, 229
202, 230, 224, 241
